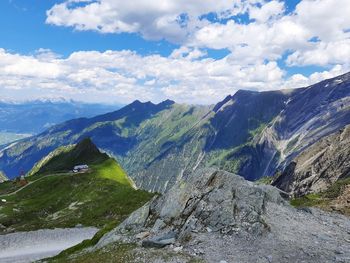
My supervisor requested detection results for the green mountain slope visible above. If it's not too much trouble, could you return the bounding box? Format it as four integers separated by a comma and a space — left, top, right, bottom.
34, 138, 109, 175
0, 139, 153, 233
0, 73, 349, 194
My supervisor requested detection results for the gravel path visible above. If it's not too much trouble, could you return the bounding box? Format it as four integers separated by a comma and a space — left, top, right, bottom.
0, 227, 99, 263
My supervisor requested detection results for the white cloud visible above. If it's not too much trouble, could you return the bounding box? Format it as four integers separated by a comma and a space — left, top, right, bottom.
287, 39, 350, 66
249, 0, 285, 22
46, 0, 252, 42
45, 0, 350, 69
283, 64, 349, 89
1, 48, 347, 105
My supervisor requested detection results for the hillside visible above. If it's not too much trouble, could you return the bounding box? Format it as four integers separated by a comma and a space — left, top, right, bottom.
0, 73, 349, 194
0, 139, 153, 234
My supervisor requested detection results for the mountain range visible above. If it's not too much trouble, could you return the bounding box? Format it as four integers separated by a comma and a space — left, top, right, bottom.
0, 72, 349, 195
0, 100, 121, 135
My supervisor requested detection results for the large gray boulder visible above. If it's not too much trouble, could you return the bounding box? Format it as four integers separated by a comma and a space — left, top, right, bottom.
97, 168, 285, 248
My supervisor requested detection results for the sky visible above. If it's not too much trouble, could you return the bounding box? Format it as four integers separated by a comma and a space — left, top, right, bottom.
0, 0, 349, 104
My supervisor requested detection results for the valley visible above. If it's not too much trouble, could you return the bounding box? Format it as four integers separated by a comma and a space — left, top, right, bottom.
0, 73, 349, 263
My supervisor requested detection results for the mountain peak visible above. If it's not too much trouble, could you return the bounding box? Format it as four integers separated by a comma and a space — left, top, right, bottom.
158, 99, 175, 107
34, 138, 109, 175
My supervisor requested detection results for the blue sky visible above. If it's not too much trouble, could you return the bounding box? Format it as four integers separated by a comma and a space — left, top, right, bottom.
0, 0, 349, 104
0, 0, 177, 56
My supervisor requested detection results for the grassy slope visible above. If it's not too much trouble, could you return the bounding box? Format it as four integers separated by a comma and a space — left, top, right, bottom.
48, 242, 203, 263
35, 138, 110, 174
290, 177, 350, 216
0, 158, 153, 233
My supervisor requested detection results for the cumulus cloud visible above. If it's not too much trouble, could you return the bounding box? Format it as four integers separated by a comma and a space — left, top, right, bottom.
2, 0, 349, 104
0, 48, 346, 104
45, 0, 350, 68
46, 0, 252, 42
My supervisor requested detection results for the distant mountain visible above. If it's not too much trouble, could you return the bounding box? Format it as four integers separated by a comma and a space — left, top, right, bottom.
0, 73, 349, 194
0, 171, 7, 183
0, 100, 121, 134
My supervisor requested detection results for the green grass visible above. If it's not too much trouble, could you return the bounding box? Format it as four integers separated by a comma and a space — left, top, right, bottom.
256, 176, 274, 185
47, 241, 203, 263
290, 193, 323, 207
248, 122, 267, 138
0, 158, 154, 233
290, 177, 350, 215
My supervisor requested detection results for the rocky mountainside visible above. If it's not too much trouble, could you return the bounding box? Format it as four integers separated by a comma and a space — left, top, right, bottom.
0, 171, 7, 183
273, 124, 350, 197
79, 168, 350, 263
0, 73, 349, 193
257, 72, 350, 177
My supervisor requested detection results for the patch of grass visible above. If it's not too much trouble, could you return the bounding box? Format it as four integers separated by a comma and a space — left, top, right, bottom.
290, 193, 323, 207
248, 122, 267, 138
290, 177, 350, 215
0, 180, 19, 195
48, 243, 138, 263
48, 241, 203, 263
322, 177, 350, 199
256, 176, 274, 185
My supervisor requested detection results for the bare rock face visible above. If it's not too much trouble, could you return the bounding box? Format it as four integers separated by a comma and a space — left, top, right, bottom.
0, 171, 8, 183
97, 168, 285, 248
96, 168, 350, 263
273, 125, 350, 197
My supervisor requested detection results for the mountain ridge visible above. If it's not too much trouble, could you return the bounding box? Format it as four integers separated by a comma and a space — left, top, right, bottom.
0, 72, 349, 194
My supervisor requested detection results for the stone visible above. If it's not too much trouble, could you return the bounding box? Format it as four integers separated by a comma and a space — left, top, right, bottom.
98, 168, 286, 249
152, 219, 166, 232
135, 231, 150, 240
142, 231, 176, 248
173, 246, 183, 252
142, 237, 176, 248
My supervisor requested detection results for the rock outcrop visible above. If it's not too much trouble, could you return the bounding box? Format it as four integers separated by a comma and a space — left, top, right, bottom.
98, 168, 284, 248
96, 168, 350, 263
273, 125, 350, 197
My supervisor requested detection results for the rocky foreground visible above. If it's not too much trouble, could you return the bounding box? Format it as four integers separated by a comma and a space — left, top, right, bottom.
94, 169, 350, 263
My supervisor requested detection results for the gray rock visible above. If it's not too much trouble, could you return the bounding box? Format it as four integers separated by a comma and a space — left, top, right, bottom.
95, 168, 350, 263
142, 232, 176, 248
273, 125, 350, 197
99, 168, 285, 248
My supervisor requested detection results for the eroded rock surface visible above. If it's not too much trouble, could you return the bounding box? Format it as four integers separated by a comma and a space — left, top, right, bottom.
98, 168, 284, 248
273, 125, 350, 197
97, 169, 350, 263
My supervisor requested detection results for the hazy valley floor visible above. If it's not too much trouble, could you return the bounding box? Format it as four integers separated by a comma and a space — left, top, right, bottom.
0, 227, 98, 263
